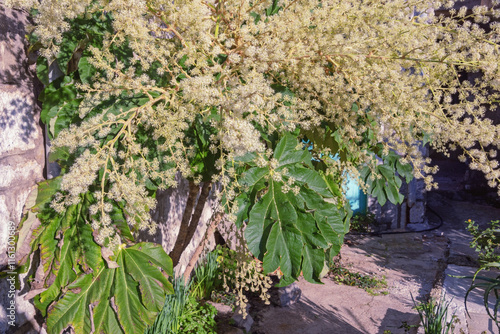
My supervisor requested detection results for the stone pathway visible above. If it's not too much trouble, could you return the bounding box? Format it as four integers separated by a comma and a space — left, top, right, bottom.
248, 191, 500, 334
251, 233, 447, 334
429, 191, 500, 334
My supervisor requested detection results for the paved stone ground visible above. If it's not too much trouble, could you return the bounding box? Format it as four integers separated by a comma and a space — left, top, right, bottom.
249, 190, 500, 334
251, 233, 448, 334
429, 191, 500, 334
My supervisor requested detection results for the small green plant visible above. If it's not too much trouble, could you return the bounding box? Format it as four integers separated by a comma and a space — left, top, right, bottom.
145, 277, 217, 334
464, 265, 500, 330
350, 213, 377, 233
177, 296, 217, 334
466, 219, 500, 265
384, 320, 418, 333
412, 294, 456, 334
211, 290, 238, 306
192, 251, 221, 300
463, 219, 500, 331
145, 277, 191, 334
329, 257, 388, 295
399, 321, 418, 333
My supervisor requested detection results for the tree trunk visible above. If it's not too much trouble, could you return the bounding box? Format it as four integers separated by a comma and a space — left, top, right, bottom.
181, 182, 211, 254
169, 181, 200, 266
183, 212, 223, 284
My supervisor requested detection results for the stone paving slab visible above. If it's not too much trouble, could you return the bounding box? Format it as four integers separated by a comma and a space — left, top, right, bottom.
252, 233, 449, 334
443, 265, 499, 334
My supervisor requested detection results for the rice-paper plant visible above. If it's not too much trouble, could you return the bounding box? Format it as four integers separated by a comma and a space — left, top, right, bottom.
4, 0, 500, 332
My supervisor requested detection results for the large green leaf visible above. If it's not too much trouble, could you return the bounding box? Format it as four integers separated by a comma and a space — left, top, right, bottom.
47, 244, 173, 334
36, 57, 50, 86
262, 181, 300, 277
243, 134, 349, 284
34, 200, 103, 316
123, 245, 174, 311
274, 133, 312, 168
246, 190, 274, 259
301, 245, 325, 284
23, 179, 173, 334
47, 272, 101, 334
90, 269, 123, 334
40, 77, 80, 139
287, 165, 333, 197
78, 56, 97, 84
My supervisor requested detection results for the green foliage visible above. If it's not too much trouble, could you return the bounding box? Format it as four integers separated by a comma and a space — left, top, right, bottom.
145, 278, 217, 334
145, 277, 191, 334
399, 321, 417, 333
360, 149, 414, 207
177, 297, 217, 334
464, 267, 500, 330
47, 243, 173, 334
190, 246, 242, 304
192, 251, 222, 300
16, 179, 174, 334
466, 219, 500, 265
464, 219, 500, 329
412, 294, 456, 334
12, 12, 179, 334
237, 133, 350, 285
463, 219, 500, 330
349, 213, 376, 233
328, 258, 388, 296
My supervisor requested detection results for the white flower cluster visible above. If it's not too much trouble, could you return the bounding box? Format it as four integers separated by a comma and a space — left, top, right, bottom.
8, 0, 500, 246
220, 117, 265, 157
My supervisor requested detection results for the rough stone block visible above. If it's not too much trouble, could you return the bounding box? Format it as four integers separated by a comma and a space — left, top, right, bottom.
270, 282, 302, 307
0, 90, 40, 156
0, 194, 11, 266
0, 187, 33, 267
0, 160, 43, 189
409, 201, 426, 224
0, 5, 30, 85
0, 272, 41, 334
369, 197, 400, 230
231, 306, 253, 333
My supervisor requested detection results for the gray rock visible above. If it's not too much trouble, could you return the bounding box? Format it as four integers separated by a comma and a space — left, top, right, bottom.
270, 282, 302, 307
0, 3, 45, 332
409, 201, 426, 224
0, 4, 30, 86
207, 301, 233, 316
0, 272, 41, 334
0, 89, 41, 157
231, 306, 253, 333
0, 161, 43, 189
0, 187, 38, 267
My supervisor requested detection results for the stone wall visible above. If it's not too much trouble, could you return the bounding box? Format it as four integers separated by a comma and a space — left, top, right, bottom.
0, 2, 45, 333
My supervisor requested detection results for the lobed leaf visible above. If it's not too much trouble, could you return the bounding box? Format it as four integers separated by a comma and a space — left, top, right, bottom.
46, 245, 174, 334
